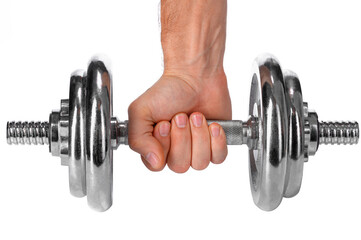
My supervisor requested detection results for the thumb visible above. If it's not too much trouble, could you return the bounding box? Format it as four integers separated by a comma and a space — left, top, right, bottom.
128, 101, 166, 171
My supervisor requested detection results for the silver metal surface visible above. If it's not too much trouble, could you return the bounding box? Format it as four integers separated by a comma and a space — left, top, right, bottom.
68, 71, 87, 198
7, 121, 49, 145
85, 59, 113, 212
303, 102, 310, 162
59, 99, 70, 166
111, 117, 128, 149
49, 111, 60, 156
283, 70, 305, 198
248, 54, 289, 211
206, 120, 245, 145
6, 53, 360, 212
319, 121, 359, 145
206, 118, 259, 148
48, 100, 70, 166
305, 111, 319, 156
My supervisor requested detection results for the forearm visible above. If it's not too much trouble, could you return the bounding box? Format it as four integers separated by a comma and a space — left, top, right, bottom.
161, 0, 227, 81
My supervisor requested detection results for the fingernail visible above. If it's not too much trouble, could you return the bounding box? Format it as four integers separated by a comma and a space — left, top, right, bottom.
211, 125, 220, 137
159, 122, 170, 137
175, 114, 187, 128
191, 114, 203, 128
145, 152, 159, 167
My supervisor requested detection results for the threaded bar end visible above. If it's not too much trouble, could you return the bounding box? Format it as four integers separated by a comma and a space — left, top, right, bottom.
319, 121, 359, 145
7, 121, 49, 145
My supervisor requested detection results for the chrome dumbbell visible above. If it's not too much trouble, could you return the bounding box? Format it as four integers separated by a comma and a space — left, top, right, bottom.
7, 54, 359, 212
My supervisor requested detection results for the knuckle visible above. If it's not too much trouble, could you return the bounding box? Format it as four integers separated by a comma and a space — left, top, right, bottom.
190, 111, 203, 118
128, 99, 141, 116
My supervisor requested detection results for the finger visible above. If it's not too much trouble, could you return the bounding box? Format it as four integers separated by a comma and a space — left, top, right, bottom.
153, 121, 171, 168
189, 112, 211, 170
128, 100, 165, 171
209, 123, 228, 164
167, 113, 191, 173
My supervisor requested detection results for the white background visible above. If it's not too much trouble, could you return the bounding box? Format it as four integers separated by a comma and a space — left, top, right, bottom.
1, 0, 360, 239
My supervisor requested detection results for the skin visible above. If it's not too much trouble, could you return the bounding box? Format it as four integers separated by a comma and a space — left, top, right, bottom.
128, 0, 231, 173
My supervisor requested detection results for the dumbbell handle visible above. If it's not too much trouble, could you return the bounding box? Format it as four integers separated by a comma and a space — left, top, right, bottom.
112, 117, 259, 148
7, 118, 255, 147
207, 120, 247, 145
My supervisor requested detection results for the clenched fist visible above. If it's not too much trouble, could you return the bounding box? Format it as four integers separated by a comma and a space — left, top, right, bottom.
128, 0, 231, 172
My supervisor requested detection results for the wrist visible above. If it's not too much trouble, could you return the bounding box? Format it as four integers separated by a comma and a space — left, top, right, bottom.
161, 0, 227, 81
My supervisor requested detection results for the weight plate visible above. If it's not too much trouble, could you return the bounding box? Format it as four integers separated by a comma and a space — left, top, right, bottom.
68, 70, 87, 198
283, 70, 305, 198
248, 54, 288, 211
85, 59, 113, 211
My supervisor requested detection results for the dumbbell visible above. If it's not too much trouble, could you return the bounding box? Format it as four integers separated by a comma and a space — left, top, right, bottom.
7, 54, 359, 212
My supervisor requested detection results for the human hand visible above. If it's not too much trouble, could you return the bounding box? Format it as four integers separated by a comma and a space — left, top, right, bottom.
128, 0, 231, 172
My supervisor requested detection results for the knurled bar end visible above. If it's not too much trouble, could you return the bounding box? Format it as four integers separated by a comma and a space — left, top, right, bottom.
319, 121, 359, 145
7, 121, 49, 145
